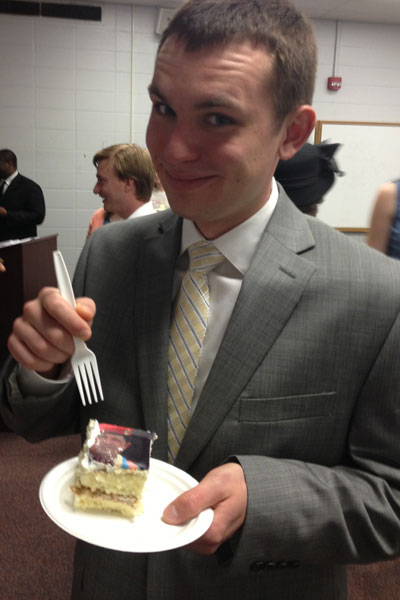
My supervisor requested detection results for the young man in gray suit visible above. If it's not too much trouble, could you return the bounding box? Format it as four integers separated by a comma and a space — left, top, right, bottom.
2, 1, 400, 599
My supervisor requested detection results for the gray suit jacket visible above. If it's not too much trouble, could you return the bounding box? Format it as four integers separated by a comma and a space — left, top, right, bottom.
2, 189, 400, 600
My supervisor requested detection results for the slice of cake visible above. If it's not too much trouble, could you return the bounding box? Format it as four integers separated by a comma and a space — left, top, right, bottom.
71, 419, 157, 518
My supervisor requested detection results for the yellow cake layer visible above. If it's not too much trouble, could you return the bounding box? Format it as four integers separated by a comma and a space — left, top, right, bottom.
75, 464, 148, 496
72, 485, 143, 518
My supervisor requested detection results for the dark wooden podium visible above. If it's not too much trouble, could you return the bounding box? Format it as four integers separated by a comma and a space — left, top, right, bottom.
0, 235, 58, 369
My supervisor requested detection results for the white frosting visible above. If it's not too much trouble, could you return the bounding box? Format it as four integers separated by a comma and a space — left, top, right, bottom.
79, 419, 108, 471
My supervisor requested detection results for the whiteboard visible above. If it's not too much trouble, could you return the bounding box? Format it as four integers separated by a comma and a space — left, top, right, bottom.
314, 121, 400, 230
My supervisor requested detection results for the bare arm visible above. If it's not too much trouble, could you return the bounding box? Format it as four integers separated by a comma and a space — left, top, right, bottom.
367, 182, 397, 253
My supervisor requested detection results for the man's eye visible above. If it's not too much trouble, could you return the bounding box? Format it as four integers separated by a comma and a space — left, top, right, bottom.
207, 114, 235, 127
154, 102, 174, 117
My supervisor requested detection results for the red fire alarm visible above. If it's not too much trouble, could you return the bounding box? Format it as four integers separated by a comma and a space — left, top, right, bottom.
327, 76, 342, 91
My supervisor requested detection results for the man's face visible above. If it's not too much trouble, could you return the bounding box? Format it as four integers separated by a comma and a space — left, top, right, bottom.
146, 38, 291, 239
0, 159, 12, 180
93, 158, 132, 218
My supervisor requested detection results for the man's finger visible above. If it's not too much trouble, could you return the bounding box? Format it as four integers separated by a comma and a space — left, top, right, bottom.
163, 483, 210, 525
38, 288, 93, 339
163, 466, 230, 525
163, 463, 245, 525
8, 332, 63, 373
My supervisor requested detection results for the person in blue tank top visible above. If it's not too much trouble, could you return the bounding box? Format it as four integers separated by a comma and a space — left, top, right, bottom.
368, 181, 400, 258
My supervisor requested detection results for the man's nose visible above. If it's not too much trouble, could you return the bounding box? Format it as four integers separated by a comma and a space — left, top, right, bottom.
93, 182, 100, 195
164, 125, 200, 163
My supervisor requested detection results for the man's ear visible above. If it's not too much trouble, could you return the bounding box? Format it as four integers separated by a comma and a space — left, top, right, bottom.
278, 105, 316, 160
125, 178, 137, 194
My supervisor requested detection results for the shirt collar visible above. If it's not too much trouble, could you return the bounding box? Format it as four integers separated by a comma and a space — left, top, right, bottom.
181, 179, 279, 275
5, 169, 18, 186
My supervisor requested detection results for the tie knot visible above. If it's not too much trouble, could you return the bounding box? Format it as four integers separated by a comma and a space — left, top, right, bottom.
187, 241, 224, 275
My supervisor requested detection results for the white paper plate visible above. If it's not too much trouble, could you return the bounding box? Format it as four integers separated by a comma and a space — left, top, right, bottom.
39, 457, 213, 553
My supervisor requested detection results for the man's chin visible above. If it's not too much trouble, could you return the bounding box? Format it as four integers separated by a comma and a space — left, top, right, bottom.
165, 194, 208, 218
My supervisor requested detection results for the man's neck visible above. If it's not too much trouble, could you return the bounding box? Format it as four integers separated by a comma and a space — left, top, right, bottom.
193, 190, 272, 240
5, 169, 18, 185
121, 199, 146, 219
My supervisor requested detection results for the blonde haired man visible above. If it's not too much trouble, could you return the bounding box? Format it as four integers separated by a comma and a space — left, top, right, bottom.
88, 143, 156, 237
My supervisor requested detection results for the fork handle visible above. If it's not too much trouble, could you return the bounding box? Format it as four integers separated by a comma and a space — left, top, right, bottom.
53, 250, 76, 308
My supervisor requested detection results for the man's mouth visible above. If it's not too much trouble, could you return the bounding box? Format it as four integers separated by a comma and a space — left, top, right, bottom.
163, 170, 216, 191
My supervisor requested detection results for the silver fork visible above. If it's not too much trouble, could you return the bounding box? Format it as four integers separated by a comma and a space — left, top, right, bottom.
53, 250, 104, 406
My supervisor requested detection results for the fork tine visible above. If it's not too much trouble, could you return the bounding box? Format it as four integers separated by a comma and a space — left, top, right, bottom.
85, 361, 98, 404
72, 365, 86, 407
91, 359, 104, 401
79, 362, 92, 405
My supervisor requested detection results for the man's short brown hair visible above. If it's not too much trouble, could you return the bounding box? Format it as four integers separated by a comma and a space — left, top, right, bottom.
159, 0, 317, 127
93, 144, 156, 202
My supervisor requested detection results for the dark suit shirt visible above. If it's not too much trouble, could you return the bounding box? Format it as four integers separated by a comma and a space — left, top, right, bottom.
0, 173, 45, 242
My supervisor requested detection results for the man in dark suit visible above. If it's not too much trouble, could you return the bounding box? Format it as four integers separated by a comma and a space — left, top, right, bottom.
0, 148, 45, 242
2, 1, 400, 599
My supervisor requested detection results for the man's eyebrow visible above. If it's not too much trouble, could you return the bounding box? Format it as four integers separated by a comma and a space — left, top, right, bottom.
148, 85, 240, 112
194, 97, 240, 111
148, 84, 164, 99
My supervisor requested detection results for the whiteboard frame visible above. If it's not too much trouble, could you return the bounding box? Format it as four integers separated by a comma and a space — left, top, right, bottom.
314, 120, 400, 232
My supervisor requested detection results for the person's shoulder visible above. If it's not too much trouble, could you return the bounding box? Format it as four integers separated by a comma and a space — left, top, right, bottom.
90, 207, 106, 219
82, 209, 180, 277
124, 207, 177, 232
374, 182, 397, 217
379, 181, 397, 195
90, 208, 178, 247
308, 214, 400, 272
17, 173, 44, 192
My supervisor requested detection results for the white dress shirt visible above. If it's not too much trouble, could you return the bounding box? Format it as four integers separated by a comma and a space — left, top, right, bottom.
176, 180, 278, 411
129, 201, 156, 219
109, 201, 156, 223
1, 169, 19, 194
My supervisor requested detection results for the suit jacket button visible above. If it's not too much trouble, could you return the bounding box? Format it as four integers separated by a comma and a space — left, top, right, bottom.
250, 560, 267, 572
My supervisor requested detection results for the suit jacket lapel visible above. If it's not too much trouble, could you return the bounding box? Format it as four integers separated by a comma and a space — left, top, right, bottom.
133, 211, 182, 460
1, 174, 24, 212
176, 192, 317, 469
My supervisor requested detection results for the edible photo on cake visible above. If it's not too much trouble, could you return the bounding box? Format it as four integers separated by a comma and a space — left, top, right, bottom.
71, 419, 157, 519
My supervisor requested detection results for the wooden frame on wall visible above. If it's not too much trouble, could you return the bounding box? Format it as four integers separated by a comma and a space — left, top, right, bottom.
314, 120, 400, 232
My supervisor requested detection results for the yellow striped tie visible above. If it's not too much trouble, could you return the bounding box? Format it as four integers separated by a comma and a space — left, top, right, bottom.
167, 241, 224, 463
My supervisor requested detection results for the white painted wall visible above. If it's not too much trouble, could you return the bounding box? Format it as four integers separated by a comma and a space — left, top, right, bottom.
0, 6, 399, 273
313, 20, 400, 122
0, 3, 134, 274
132, 6, 159, 149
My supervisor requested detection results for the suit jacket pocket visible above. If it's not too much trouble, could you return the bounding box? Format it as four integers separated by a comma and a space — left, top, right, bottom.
239, 392, 336, 423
